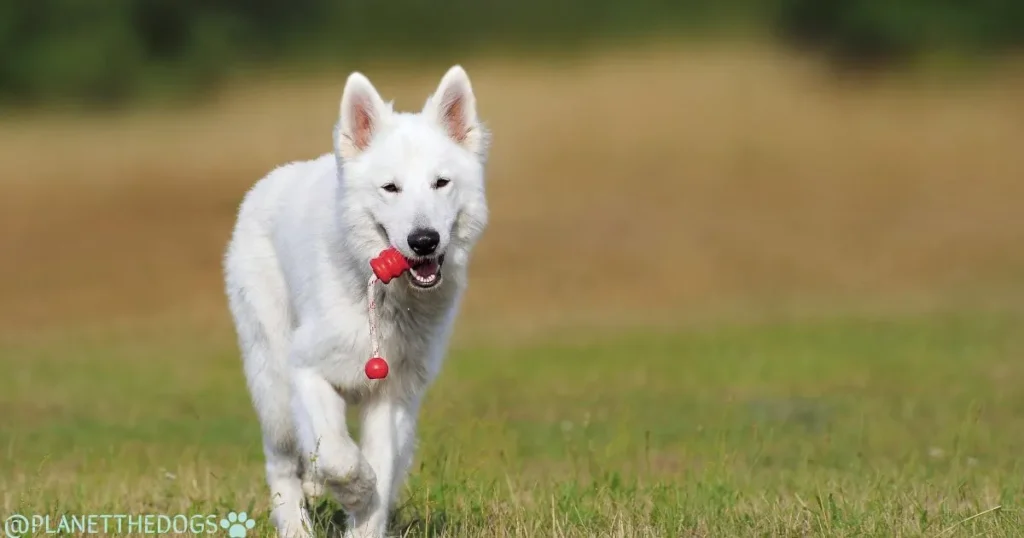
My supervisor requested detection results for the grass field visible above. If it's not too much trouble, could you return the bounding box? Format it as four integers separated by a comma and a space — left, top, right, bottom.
1, 43, 1023, 536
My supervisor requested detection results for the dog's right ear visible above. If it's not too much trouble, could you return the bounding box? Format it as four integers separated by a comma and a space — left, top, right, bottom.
336, 72, 389, 160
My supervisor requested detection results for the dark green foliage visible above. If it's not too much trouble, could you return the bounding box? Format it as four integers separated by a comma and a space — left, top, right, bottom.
774, 0, 1024, 68
1, 0, 1021, 107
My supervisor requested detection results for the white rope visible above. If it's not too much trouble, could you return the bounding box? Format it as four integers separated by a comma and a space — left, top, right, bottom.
367, 275, 381, 358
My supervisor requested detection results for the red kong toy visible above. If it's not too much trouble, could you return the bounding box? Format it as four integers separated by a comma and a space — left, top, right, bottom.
364, 247, 411, 379
369, 247, 411, 283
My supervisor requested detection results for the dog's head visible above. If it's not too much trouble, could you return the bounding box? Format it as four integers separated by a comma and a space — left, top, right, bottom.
334, 66, 489, 290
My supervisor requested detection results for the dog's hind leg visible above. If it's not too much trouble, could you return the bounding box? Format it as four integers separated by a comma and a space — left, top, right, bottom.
227, 257, 313, 538
264, 441, 314, 538
236, 318, 313, 536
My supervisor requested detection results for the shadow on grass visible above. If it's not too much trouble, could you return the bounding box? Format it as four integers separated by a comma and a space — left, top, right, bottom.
305, 498, 454, 538
306, 498, 348, 537
391, 508, 455, 538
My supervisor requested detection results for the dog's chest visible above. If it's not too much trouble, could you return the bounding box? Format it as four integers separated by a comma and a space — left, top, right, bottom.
320, 283, 458, 394
375, 293, 449, 361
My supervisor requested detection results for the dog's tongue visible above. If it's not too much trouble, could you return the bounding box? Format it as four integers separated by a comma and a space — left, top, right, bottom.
411, 260, 439, 278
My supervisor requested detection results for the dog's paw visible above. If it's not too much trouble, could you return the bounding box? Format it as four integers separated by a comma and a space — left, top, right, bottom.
278, 522, 313, 538
323, 455, 377, 514
343, 523, 387, 538
301, 474, 324, 500
271, 502, 315, 538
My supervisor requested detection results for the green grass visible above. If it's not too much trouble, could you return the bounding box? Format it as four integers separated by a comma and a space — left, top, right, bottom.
2, 311, 1023, 536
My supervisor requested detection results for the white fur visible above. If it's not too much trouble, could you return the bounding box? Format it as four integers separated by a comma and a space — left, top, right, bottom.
223, 66, 489, 538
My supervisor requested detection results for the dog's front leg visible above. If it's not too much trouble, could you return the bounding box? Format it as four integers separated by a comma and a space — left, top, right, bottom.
345, 393, 420, 538
291, 367, 377, 518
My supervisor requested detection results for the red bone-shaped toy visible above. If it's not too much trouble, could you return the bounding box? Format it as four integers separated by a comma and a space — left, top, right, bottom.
364, 247, 411, 379
369, 247, 411, 283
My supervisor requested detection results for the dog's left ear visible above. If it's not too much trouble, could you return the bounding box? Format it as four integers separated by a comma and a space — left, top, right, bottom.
425, 65, 488, 159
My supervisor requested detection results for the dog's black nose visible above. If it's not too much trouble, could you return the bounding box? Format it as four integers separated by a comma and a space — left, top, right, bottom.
407, 228, 440, 256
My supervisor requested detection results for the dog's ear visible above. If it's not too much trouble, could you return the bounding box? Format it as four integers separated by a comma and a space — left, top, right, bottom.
336, 72, 389, 160
425, 65, 488, 159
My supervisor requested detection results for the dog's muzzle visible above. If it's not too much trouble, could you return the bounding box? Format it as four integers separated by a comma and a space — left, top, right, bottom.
407, 254, 445, 289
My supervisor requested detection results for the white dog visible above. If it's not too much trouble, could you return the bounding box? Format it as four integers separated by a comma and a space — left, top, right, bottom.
223, 65, 489, 538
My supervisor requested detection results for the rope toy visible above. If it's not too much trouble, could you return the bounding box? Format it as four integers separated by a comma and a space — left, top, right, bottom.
364, 248, 410, 379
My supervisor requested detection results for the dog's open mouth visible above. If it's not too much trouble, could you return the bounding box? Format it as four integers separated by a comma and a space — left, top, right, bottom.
407, 254, 445, 289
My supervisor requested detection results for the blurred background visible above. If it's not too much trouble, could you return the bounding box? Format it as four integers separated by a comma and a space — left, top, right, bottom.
1, 0, 1022, 338
1, 0, 1023, 533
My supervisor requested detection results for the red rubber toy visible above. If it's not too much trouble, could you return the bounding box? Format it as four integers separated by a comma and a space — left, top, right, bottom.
364, 357, 389, 379
364, 247, 409, 380
370, 247, 410, 283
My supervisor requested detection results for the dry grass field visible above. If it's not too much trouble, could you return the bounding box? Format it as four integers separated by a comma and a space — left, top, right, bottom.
1, 43, 1023, 536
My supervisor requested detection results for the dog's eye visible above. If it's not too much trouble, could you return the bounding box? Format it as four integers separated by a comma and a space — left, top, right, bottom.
433, 177, 451, 189
382, 183, 400, 193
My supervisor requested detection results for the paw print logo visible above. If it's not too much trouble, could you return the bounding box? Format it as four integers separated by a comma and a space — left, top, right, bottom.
220, 512, 256, 537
